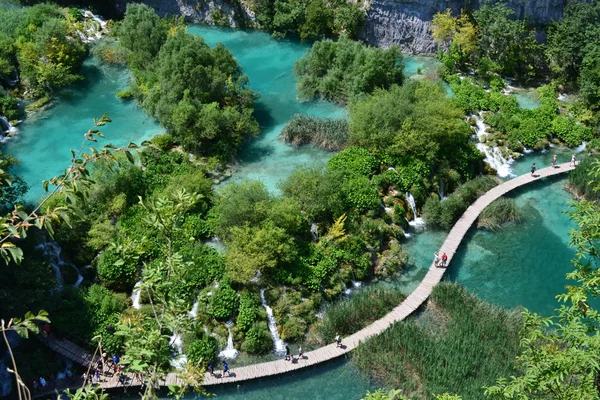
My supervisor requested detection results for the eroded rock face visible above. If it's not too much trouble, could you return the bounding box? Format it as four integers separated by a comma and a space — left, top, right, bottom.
114, 0, 255, 28
114, 0, 570, 53
359, 0, 570, 52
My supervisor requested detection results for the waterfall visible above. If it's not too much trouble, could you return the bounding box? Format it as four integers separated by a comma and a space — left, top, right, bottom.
0, 116, 17, 139
218, 321, 239, 360
343, 280, 362, 296
131, 280, 142, 310
472, 113, 514, 178
405, 193, 425, 227
170, 333, 187, 369
259, 289, 286, 354
310, 223, 319, 242
189, 299, 199, 318
439, 180, 446, 199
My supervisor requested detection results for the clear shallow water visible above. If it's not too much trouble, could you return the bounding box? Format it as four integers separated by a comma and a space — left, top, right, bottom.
3, 58, 162, 203
188, 26, 345, 193
163, 358, 373, 400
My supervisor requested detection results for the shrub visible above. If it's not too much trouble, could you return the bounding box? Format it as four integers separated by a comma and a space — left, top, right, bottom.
116, 88, 134, 99
551, 115, 593, 147
375, 242, 408, 278
96, 248, 138, 291
566, 157, 600, 200
150, 134, 175, 151
280, 114, 349, 151
209, 285, 239, 321
187, 337, 219, 365
236, 293, 258, 332
241, 321, 273, 353
327, 146, 378, 177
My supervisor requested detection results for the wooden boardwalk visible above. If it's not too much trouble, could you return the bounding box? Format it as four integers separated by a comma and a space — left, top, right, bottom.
41, 163, 575, 391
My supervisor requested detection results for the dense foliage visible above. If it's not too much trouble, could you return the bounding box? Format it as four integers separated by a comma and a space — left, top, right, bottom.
294, 36, 404, 105
353, 283, 522, 399
118, 4, 259, 159
252, 0, 365, 41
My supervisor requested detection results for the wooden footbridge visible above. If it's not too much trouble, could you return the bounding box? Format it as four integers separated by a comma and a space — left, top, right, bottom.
39, 163, 575, 392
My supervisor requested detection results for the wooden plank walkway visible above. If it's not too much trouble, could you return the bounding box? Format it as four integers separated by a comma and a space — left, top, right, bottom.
42, 163, 575, 391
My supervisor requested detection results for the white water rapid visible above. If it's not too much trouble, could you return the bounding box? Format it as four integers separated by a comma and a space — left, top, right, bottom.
218, 321, 239, 360
259, 288, 286, 354
405, 193, 425, 227
131, 280, 142, 310
472, 113, 514, 178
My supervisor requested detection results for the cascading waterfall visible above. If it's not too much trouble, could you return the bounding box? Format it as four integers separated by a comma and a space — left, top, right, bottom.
0, 116, 17, 140
36, 240, 84, 291
472, 113, 514, 178
260, 288, 286, 354
405, 193, 425, 227
170, 333, 187, 370
189, 300, 199, 318
130, 280, 142, 310
439, 179, 446, 199
218, 320, 239, 360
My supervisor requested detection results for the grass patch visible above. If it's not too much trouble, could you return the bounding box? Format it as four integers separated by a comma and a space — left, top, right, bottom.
352, 282, 522, 399
315, 285, 406, 344
477, 197, 523, 231
280, 114, 349, 151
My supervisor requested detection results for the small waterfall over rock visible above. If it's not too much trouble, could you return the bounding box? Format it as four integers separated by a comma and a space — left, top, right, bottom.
170, 333, 187, 369
0, 116, 17, 140
310, 223, 319, 242
405, 193, 425, 227
472, 113, 514, 178
36, 240, 84, 291
131, 280, 142, 310
343, 280, 362, 296
218, 320, 239, 360
260, 288, 286, 354
189, 299, 199, 318
439, 179, 446, 199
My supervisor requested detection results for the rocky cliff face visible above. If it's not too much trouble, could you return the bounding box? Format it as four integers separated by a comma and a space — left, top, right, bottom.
114, 0, 256, 28
114, 0, 569, 53
359, 0, 569, 52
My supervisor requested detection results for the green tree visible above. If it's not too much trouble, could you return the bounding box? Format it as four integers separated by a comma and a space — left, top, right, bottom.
117, 3, 168, 69
485, 160, 600, 399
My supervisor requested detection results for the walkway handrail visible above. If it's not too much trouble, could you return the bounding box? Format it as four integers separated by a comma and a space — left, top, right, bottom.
42, 163, 575, 389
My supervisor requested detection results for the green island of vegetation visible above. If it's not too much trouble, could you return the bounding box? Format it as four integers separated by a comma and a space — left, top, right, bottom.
0, 1, 600, 400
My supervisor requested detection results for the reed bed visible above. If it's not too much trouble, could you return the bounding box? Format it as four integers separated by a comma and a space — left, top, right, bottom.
352, 283, 522, 399
478, 197, 523, 231
316, 286, 406, 344
279, 114, 349, 151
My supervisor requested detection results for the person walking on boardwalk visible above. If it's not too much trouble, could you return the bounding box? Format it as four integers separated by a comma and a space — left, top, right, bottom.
433, 252, 440, 267
285, 345, 291, 361
222, 362, 230, 377
440, 252, 448, 267
335, 333, 342, 348
208, 362, 214, 376
530, 163, 536, 177
571, 154, 577, 167
552, 155, 557, 167
297, 345, 303, 360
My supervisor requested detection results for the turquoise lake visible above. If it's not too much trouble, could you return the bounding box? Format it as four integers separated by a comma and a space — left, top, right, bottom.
1, 25, 582, 399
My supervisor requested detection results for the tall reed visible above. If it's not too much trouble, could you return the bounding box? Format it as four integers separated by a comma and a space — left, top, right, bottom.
280, 114, 349, 151
352, 282, 522, 399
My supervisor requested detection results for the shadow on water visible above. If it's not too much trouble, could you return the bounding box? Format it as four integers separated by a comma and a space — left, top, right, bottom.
446, 176, 577, 316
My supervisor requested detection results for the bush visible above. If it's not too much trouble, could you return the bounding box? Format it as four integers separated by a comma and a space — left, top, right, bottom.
241, 321, 273, 353
187, 337, 219, 365
566, 157, 600, 200
327, 146, 378, 177
375, 242, 408, 278
317, 286, 406, 343
236, 293, 258, 332
209, 285, 239, 321
280, 114, 349, 151
294, 36, 404, 105
551, 115, 593, 147
116, 88, 134, 99
96, 248, 138, 291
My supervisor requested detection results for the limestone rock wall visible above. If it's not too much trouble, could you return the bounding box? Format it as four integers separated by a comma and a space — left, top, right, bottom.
114, 0, 256, 28
114, 0, 570, 53
359, 0, 570, 53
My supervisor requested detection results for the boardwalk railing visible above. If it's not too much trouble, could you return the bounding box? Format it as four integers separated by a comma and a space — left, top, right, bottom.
41, 163, 575, 390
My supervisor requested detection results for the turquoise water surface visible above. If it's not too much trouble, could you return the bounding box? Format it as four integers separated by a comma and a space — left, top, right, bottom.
3, 58, 162, 203
1, 23, 583, 398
